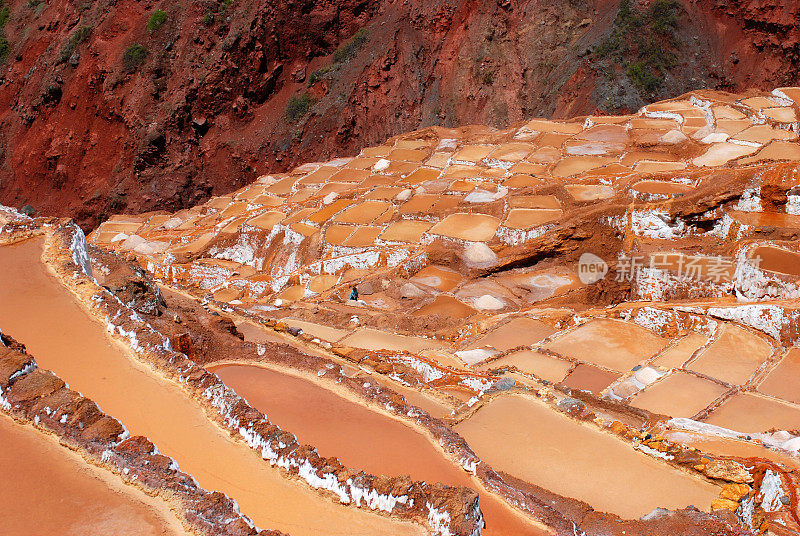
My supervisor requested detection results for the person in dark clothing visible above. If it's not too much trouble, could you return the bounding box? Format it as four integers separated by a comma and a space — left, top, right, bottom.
350, 287, 359, 301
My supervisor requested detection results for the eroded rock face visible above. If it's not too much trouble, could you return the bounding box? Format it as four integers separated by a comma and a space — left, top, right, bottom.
91, 246, 166, 316
1, 0, 798, 229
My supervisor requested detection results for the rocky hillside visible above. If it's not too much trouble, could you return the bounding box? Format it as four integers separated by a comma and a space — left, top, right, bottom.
0, 0, 797, 228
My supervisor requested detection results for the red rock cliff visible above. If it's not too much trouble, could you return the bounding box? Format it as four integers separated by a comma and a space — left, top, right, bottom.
0, 0, 796, 228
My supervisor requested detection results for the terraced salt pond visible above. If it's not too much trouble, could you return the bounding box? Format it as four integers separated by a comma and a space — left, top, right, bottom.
477, 349, 572, 383
543, 319, 668, 372
704, 392, 800, 433
631, 180, 693, 196
461, 317, 555, 352
687, 324, 771, 385
231, 316, 454, 419
0, 239, 424, 536
631, 371, 728, 418
455, 394, 721, 519
759, 347, 800, 404
211, 363, 546, 536
750, 245, 800, 277
662, 430, 800, 472
0, 415, 186, 536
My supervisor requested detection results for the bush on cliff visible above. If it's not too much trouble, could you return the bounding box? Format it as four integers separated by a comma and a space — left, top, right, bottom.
307, 28, 369, 87
285, 93, 315, 121
59, 25, 93, 64
0, 5, 10, 28
307, 66, 333, 87
595, 0, 680, 96
332, 28, 368, 64
0, 35, 9, 64
147, 9, 167, 33
123, 43, 148, 72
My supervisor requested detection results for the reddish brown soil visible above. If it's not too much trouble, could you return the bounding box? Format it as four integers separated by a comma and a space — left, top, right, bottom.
0, 0, 798, 229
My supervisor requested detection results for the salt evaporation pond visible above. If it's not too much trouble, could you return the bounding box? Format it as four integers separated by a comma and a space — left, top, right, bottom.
212, 363, 547, 536
0, 414, 187, 536
0, 239, 423, 536
455, 394, 720, 519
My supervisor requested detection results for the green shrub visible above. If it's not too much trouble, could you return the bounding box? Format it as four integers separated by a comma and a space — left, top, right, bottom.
285, 93, 314, 121
305, 28, 369, 88
202, 11, 214, 26
147, 9, 167, 33
626, 60, 662, 94
25, 0, 42, 8
73, 24, 93, 43
650, 0, 680, 34
307, 65, 332, 86
594, 0, 680, 95
615, 0, 639, 30
0, 6, 10, 28
0, 35, 9, 64
59, 25, 92, 63
332, 28, 368, 64
123, 43, 147, 71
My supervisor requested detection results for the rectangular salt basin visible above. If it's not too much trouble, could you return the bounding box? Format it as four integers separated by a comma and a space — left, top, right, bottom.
277, 318, 350, 343
561, 363, 620, 394
543, 319, 667, 372
412, 295, 476, 319
564, 184, 615, 201
338, 327, 446, 353
631, 371, 729, 418
409, 265, 463, 292
703, 392, 800, 434
455, 395, 720, 519
333, 201, 393, 224
462, 317, 555, 352
662, 431, 800, 472
428, 213, 500, 242
477, 349, 572, 383
758, 347, 800, 404
380, 220, 433, 243
652, 332, 708, 369
688, 324, 772, 385
750, 245, 800, 277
